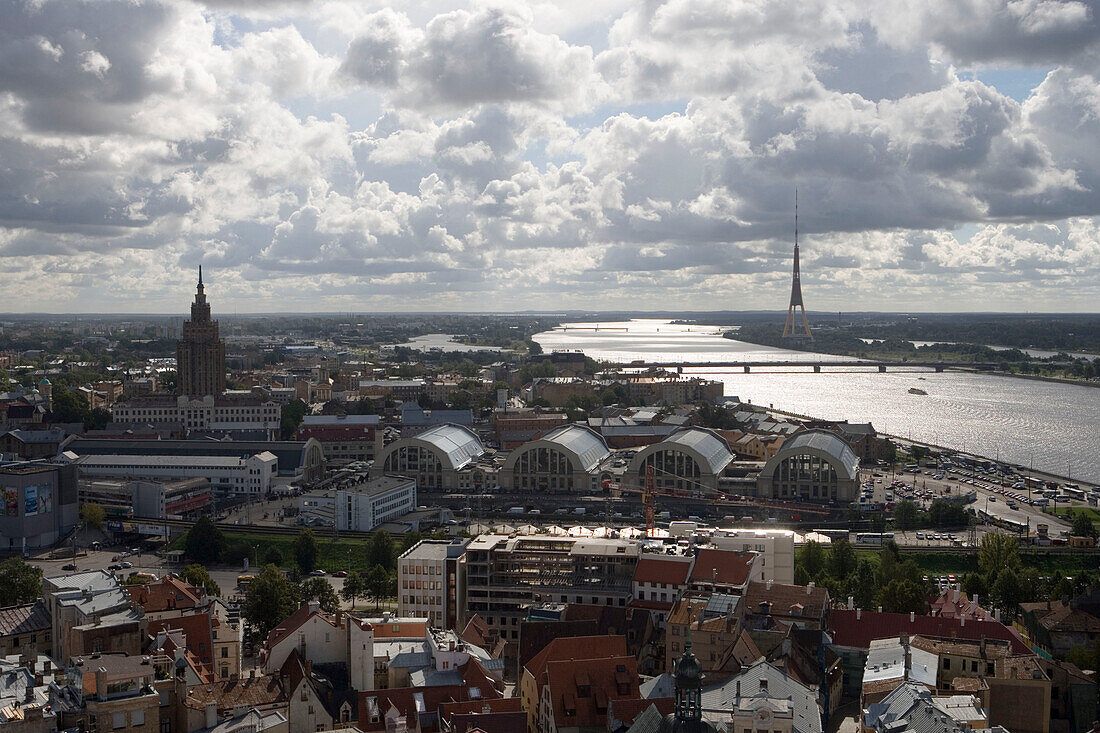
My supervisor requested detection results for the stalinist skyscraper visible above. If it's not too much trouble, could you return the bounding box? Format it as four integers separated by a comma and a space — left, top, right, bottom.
176, 266, 226, 396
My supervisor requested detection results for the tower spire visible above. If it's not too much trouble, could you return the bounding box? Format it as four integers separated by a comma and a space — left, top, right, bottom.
782, 188, 813, 340
198, 264, 203, 287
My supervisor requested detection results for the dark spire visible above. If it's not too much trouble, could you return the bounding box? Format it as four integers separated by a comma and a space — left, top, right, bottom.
198, 264, 203, 287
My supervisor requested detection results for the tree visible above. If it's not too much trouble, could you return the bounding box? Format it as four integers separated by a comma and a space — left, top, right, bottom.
991, 568, 1024, 620
224, 540, 253, 565
298, 577, 339, 613
877, 579, 926, 614
185, 515, 227, 564
879, 441, 897, 464
962, 572, 988, 600
829, 540, 857, 580
243, 564, 298, 640
293, 529, 319, 573
51, 386, 90, 425
262, 545, 284, 566
179, 564, 221, 597
0, 558, 43, 606
1070, 511, 1098, 539
796, 540, 827, 583
368, 531, 396, 571
80, 502, 106, 529
280, 400, 308, 440
364, 566, 391, 608
893, 500, 919, 534
846, 559, 879, 610
341, 571, 365, 609
978, 532, 1020, 578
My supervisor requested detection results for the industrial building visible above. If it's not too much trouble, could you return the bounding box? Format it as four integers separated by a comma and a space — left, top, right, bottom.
58, 451, 278, 495
497, 424, 609, 493
397, 538, 470, 630
64, 436, 324, 483
371, 423, 486, 491
0, 460, 79, 552
755, 429, 860, 503
625, 427, 735, 492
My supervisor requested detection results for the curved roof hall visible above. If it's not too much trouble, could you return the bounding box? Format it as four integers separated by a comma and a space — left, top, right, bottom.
760, 429, 860, 481
506, 424, 610, 472
390, 423, 485, 470
629, 427, 734, 475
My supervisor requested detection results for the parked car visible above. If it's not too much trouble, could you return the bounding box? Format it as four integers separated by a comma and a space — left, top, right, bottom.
120, 561, 133, 569
331, 571, 347, 578
62, 563, 76, 571
309, 569, 326, 577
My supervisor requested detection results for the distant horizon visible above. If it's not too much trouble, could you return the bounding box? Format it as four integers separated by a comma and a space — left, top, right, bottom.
2, 309, 1099, 319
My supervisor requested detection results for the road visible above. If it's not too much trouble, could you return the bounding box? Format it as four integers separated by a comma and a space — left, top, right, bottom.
862, 465, 1072, 546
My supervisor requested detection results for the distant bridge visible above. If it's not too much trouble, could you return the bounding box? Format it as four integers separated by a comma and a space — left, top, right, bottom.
609, 360, 1000, 373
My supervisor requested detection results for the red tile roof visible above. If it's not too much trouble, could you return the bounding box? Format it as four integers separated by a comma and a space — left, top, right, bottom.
609, 697, 674, 726
743, 581, 830, 620
0, 601, 50, 636
522, 635, 628, 684
544, 655, 640, 730
689, 548, 756, 586
632, 556, 692, 586
184, 673, 286, 712
828, 609, 1031, 654
128, 574, 205, 613
358, 660, 502, 733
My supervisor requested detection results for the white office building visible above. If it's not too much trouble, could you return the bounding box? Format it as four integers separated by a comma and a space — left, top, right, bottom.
709, 528, 795, 585
300, 476, 417, 532
58, 451, 277, 495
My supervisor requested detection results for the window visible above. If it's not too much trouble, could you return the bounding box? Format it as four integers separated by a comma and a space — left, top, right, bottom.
970, 660, 977, 672
221, 648, 228, 658
986, 662, 994, 675
943, 658, 950, 670
132, 711, 145, 727
161, 719, 171, 733
113, 713, 127, 730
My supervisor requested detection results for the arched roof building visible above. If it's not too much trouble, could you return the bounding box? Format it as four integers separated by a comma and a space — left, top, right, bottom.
756, 429, 860, 503
499, 424, 609, 493
626, 427, 735, 492
370, 423, 485, 491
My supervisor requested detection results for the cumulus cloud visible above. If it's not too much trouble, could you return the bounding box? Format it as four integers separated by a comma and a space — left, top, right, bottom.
0, 0, 1099, 312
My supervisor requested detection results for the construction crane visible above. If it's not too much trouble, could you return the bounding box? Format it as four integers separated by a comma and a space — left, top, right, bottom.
643, 465, 656, 537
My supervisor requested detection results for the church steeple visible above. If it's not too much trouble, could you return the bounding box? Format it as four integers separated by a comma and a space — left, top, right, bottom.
674, 627, 703, 721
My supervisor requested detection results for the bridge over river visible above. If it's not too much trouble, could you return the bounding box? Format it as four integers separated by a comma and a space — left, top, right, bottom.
610, 359, 1002, 373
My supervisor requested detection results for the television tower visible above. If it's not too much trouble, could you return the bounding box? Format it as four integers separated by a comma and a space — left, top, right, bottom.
782, 190, 813, 340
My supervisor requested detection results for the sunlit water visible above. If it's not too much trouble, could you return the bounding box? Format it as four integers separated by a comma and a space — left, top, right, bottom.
535, 320, 1100, 483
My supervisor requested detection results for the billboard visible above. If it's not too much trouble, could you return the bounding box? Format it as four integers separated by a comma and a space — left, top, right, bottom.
39, 486, 52, 515
3, 488, 16, 517
23, 486, 37, 516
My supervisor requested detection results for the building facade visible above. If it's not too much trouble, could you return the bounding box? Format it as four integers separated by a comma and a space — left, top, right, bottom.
61, 452, 277, 495
397, 539, 470, 630
371, 424, 486, 491
497, 424, 609, 493
176, 268, 226, 396
755, 429, 860, 503
110, 395, 280, 438
0, 461, 80, 553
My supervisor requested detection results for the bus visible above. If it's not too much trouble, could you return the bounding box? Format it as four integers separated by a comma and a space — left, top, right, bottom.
236, 575, 255, 591
1063, 486, 1086, 501
856, 532, 895, 546
813, 529, 851, 542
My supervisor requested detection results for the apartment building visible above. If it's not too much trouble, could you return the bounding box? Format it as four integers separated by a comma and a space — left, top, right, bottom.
460, 535, 641, 644
398, 539, 469, 630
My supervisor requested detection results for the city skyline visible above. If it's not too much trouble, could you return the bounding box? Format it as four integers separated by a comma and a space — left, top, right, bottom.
2, 1, 1100, 313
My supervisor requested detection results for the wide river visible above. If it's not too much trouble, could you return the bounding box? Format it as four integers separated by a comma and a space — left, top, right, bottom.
534, 320, 1100, 484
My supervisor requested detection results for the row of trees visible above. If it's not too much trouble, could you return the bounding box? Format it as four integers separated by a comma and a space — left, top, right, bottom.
796, 532, 1100, 622
183, 517, 406, 574
240, 563, 396, 640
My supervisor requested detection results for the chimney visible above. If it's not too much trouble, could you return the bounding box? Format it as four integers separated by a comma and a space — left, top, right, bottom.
954, 588, 960, 603
877, 606, 883, 613
765, 579, 772, 591
308, 600, 320, 613
848, 596, 854, 610
961, 615, 966, 627
806, 582, 814, 595
910, 611, 915, 623
856, 608, 861, 620
94, 667, 107, 701
994, 608, 1001, 623
973, 594, 979, 608
205, 701, 217, 729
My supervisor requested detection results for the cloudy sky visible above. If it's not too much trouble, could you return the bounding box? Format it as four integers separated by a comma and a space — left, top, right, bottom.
2, 0, 1100, 313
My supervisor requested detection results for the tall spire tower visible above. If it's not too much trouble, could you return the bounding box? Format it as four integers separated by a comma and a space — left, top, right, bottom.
176, 266, 226, 396
782, 190, 813, 340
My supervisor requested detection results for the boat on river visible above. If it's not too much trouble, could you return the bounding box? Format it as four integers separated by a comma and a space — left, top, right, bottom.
908, 387, 928, 395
